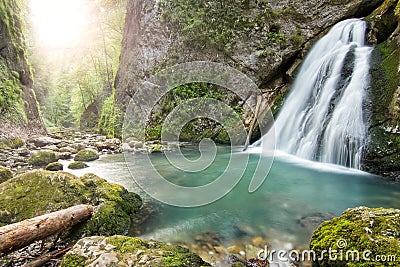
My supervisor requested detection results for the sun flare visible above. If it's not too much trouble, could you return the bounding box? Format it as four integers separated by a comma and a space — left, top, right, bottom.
29, 0, 93, 48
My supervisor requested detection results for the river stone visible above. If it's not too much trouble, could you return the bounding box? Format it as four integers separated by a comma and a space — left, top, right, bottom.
74, 149, 99, 162
28, 150, 59, 166
30, 136, 62, 148
310, 206, 400, 266
60, 235, 210, 267
0, 167, 12, 183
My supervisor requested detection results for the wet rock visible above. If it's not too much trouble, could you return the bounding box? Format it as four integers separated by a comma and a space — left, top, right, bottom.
28, 150, 59, 166
59, 152, 72, 160
297, 212, 337, 233
74, 149, 99, 162
0, 167, 12, 183
60, 235, 210, 267
30, 136, 61, 148
68, 161, 89, 170
45, 162, 63, 171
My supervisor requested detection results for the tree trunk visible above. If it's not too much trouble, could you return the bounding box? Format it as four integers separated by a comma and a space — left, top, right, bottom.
0, 205, 94, 255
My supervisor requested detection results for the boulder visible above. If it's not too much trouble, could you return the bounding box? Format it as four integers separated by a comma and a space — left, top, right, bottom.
0, 167, 12, 183
310, 206, 400, 266
28, 150, 59, 166
45, 162, 63, 171
68, 161, 89, 170
74, 149, 99, 162
60, 235, 210, 267
0, 171, 142, 238
30, 136, 61, 148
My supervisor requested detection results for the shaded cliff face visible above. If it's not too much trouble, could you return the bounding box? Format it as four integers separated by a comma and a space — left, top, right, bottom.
363, 0, 400, 179
114, 0, 382, 142
0, 0, 45, 138
115, 0, 382, 107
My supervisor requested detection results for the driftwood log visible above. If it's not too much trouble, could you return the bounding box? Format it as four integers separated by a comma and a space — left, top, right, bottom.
0, 204, 94, 255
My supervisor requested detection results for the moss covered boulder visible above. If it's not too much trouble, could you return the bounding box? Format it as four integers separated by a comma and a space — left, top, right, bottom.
68, 161, 88, 170
0, 171, 142, 238
74, 149, 99, 162
0, 167, 12, 183
61, 235, 210, 267
310, 207, 400, 266
28, 150, 59, 166
45, 162, 63, 171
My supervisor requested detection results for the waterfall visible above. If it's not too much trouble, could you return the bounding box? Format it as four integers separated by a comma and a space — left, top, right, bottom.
258, 18, 372, 169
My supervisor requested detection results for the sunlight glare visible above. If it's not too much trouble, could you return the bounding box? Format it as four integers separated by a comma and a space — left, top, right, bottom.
30, 0, 92, 48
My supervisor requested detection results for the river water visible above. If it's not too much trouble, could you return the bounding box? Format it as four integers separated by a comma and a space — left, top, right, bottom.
63, 146, 400, 261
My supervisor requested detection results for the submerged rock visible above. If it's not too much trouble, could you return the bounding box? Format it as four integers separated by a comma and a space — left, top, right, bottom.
60, 235, 210, 267
0, 171, 142, 238
310, 206, 400, 266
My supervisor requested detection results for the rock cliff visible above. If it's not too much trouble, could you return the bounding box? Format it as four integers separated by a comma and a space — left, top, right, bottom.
0, 0, 45, 138
115, 0, 382, 142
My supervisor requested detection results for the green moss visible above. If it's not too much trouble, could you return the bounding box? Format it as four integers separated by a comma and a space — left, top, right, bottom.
59, 254, 87, 267
0, 137, 25, 149
0, 171, 142, 237
98, 91, 123, 139
68, 161, 88, 170
107, 235, 210, 267
310, 207, 400, 267
61, 236, 209, 267
74, 149, 99, 162
161, 0, 287, 53
28, 150, 58, 166
0, 167, 12, 183
45, 162, 63, 171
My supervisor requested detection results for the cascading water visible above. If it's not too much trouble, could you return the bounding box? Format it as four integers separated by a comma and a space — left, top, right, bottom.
257, 18, 372, 169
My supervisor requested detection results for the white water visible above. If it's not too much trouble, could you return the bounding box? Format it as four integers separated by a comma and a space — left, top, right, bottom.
256, 19, 372, 169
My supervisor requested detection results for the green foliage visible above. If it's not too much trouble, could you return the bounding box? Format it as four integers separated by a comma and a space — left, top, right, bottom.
30, 0, 126, 131
68, 161, 89, 170
145, 82, 242, 142
0, 59, 22, 114
161, 0, 288, 52
98, 91, 123, 138
0, 167, 12, 183
28, 150, 58, 166
74, 149, 99, 162
292, 30, 303, 44
267, 31, 287, 44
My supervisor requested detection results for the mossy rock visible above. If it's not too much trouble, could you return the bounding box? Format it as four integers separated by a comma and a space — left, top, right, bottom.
60, 235, 210, 267
0, 137, 25, 149
310, 207, 400, 266
74, 149, 99, 162
45, 162, 63, 171
0, 167, 12, 183
28, 150, 59, 166
0, 171, 142, 238
68, 161, 88, 170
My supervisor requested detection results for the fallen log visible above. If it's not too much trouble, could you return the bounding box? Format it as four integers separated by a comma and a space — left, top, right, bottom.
0, 204, 94, 255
